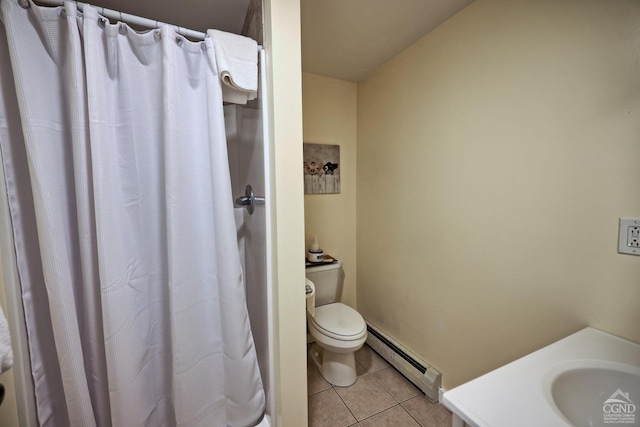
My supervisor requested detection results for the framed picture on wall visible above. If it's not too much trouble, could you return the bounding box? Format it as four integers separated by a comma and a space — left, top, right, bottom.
303, 143, 340, 194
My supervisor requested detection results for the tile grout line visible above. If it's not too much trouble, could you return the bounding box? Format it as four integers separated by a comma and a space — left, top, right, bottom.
309, 344, 420, 426
366, 361, 429, 426
356, 403, 404, 425
400, 400, 427, 427
331, 382, 359, 426
343, 360, 407, 424
332, 370, 392, 425
309, 345, 448, 427
369, 361, 423, 404
368, 371, 427, 427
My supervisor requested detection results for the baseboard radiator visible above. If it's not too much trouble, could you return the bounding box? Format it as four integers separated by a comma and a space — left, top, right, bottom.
365, 321, 441, 402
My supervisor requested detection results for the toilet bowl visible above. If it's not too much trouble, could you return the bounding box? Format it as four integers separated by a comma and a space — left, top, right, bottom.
305, 260, 367, 387
307, 302, 367, 386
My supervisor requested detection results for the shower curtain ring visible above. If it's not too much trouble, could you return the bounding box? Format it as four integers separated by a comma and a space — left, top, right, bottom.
17, 0, 31, 9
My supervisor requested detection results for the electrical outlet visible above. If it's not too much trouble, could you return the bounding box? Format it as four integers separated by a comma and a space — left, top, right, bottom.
618, 218, 640, 255
628, 226, 640, 247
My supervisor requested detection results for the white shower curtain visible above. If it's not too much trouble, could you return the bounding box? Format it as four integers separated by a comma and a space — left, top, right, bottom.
0, 0, 265, 426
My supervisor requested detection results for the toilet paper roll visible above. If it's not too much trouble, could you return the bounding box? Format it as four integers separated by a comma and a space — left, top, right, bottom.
305, 278, 315, 317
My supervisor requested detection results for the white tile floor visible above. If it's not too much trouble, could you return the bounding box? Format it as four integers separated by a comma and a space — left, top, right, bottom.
307, 344, 452, 427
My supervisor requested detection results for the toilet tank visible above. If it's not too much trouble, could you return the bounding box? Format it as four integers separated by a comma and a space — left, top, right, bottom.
305, 261, 344, 306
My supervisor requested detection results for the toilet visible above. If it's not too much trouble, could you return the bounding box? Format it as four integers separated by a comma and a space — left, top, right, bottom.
306, 260, 367, 387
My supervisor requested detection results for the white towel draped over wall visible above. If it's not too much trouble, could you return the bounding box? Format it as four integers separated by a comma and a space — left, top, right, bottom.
0, 0, 264, 425
209, 29, 259, 104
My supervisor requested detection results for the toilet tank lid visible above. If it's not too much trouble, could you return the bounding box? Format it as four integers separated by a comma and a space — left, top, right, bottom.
305, 260, 342, 273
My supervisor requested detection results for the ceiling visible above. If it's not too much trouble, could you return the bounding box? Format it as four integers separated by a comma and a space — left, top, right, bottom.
301, 0, 474, 82
79, 0, 474, 82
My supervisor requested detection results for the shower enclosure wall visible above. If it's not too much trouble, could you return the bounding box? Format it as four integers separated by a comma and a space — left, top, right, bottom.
226, 96, 273, 417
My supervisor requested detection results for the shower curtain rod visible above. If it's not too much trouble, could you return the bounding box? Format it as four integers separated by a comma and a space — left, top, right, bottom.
26, 0, 208, 41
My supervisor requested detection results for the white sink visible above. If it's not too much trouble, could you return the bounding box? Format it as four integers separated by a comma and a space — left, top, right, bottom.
443, 328, 640, 427
548, 360, 640, 427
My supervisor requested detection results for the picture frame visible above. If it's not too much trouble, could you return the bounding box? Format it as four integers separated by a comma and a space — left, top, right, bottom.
303, 143, 340, 194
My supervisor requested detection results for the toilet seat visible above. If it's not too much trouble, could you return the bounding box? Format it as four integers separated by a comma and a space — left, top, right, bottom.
308, 303, 366, 341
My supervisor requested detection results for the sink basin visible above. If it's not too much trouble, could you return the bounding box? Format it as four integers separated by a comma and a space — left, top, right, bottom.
548, 360, 640, 427
443, 329, 640, 427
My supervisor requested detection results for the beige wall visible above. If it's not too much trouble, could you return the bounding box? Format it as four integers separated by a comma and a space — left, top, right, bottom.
303, 73, 358, 307
357, 0, 640, 389
264, 0, 308, 425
